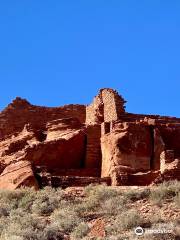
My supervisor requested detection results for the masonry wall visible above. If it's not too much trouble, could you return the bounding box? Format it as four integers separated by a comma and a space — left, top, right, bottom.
86, 88, 126, 125
85, 125, 102, 170
86, 93, 104, 125
101, 89, 125, 122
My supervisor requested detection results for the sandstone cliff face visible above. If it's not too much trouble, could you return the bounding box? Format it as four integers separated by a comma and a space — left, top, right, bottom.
0, 117, 86, 189
0, 88, 180, 189
0, 97, 85, 140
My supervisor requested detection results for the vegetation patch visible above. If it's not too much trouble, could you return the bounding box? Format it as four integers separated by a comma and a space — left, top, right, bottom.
0, 181, 179, 239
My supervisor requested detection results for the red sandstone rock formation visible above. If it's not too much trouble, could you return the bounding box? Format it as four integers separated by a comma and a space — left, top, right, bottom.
0, 88, 180, 189
0, 161, 38, 190
101, 122, 152, 185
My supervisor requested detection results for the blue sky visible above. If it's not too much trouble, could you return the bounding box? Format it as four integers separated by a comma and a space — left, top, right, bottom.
0, 1, 180, 116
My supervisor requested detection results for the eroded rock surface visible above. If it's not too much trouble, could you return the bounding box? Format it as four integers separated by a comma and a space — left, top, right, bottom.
0, 161, 38, 190
0, 88, 180, 189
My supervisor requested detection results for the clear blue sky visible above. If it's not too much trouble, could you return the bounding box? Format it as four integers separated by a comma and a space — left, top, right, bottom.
0, 1, 180, 116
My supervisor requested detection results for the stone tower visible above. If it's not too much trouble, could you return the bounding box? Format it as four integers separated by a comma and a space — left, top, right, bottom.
86, 88, 126, 124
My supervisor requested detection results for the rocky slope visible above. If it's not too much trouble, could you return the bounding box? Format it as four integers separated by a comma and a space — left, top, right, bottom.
0, 182, 179, 239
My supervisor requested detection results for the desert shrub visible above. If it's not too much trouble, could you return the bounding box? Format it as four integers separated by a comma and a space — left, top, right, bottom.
148, 209, 164, 224
76, 184, 120, 217
75, 191, 124, 219
105, 236, 128, 240
0, 189, 24, 210
32, 200, 54, 215
124, 188, 150, 202
1, 217, 64, 240
149, 181, 179, 205
18, 190, 36, 211
146, 222, 177, 240
0, 216, 9, 234
174, 219, 180, 237
75, 185, 116, 217
100, 196, 125, 216
2, 184, 178, 239
0, 203, 10, 217
75, 197, 98, 217
0, 189, 25, 201
174, 192, 180, 207
105, 221, 121, 237
0, 236, 24, 240
106, 209, 143, 236
0, 187, 37, 213
70, 222, 89, 239
118, 209, 143, 230
161, 180, 180, 194
0, 209, 47, 240
51, 208, 80, 234
32, 187, 64, 215
40, 224, 64, 240
0, 187, 69, 239
84, 184, 118, 202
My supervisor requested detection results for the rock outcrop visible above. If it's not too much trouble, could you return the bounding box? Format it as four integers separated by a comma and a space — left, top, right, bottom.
101, 122, 152, 185
0, 161, 38, 190
0, 88, 180, 189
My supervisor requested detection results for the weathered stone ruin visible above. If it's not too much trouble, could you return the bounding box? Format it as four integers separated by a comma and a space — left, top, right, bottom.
0, 88, 180, 189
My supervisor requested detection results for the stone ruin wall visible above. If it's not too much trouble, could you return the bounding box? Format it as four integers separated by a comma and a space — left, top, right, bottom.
100, 116, 180, 185
85, 125, 102, 169
101, 88, 126, 122
86, 88, 126, 125
86, 92, 104, 125
85, 88, 127, 173
0, 88, 180, 189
